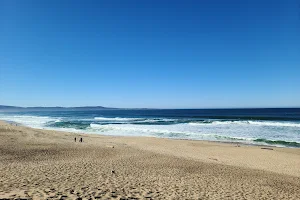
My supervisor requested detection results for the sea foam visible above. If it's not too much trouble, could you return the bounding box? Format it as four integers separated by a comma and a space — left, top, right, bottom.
1, 113, 299, 147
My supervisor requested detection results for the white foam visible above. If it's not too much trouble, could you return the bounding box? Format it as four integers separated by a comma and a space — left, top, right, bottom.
90, 123, 183, 135
94, 117, 143, 121
189, 120, 300, 127
1, 113, 299, 147
142, 118, 175, 123
248, 121, 300, 128
0, 115, 60, 128
89, 120, 300, 144
94, 117, 176, 123
88, 123, 267, 143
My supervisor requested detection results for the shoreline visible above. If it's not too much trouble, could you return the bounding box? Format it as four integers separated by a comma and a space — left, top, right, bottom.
1, 120, 300, 176
1, 120, 300, 199
2, 119, 298, 149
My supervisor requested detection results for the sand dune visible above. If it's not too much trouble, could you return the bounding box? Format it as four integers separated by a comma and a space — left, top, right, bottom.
0, 121, 300, 199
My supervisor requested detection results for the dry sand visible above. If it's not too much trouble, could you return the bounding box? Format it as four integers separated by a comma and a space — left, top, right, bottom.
0, 120, 300, 199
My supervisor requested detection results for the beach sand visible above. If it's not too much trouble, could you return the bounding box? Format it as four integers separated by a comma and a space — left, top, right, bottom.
0, 120, 300, 199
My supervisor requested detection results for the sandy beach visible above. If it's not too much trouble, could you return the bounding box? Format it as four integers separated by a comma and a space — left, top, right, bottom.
0, 120, 300, 199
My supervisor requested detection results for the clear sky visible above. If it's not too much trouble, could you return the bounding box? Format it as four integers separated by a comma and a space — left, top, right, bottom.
0, 0, 299, 108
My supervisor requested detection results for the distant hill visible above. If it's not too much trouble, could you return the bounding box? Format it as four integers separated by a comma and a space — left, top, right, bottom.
0, 105, 115, 112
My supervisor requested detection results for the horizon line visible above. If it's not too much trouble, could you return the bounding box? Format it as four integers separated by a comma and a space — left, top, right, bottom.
1, 105, 300, 110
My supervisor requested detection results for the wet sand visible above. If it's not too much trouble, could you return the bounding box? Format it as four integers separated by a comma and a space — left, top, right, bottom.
0, 121, 300, 199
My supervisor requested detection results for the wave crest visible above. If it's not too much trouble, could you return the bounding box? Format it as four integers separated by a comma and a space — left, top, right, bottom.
254, 139, 300, 147
189, 120, 300, 127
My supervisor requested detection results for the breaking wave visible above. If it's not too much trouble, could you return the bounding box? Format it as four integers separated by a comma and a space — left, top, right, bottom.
189, 120, 300, 127
254, 139, 300, 148
1, 113, 299, 148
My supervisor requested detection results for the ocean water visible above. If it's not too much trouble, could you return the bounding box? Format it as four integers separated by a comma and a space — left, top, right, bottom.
0, 108, 300, 148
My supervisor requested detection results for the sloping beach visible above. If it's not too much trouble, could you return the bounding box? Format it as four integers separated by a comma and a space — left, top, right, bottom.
0, 120, 299, 199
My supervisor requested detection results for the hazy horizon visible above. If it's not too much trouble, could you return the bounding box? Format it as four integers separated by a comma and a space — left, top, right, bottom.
1, 104, 300, 110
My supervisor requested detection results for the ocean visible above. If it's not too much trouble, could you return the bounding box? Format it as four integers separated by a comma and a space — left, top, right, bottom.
0, 108, 300, 148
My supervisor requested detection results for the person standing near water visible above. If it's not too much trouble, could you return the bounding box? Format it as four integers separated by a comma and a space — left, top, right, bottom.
80, 137, 83, 143
74, 137, 76, 142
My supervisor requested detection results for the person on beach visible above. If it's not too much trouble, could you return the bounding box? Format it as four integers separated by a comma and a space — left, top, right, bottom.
74, 137, 76, 142
80, 137, 83, 143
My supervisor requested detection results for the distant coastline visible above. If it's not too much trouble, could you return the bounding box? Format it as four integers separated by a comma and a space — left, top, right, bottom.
0, 105, 117, 112
1, 105, 300, 112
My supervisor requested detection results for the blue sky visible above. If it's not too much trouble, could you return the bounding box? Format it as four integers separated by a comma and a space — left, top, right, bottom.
0, 0, 299, 108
